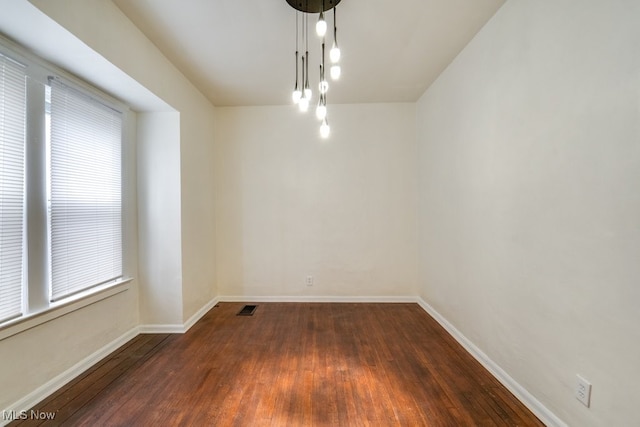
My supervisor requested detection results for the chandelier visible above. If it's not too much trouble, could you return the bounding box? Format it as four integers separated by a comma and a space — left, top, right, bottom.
286, 0, 342, 138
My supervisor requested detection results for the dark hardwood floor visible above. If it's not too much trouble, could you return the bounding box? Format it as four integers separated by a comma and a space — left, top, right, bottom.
10, 303, 544, 426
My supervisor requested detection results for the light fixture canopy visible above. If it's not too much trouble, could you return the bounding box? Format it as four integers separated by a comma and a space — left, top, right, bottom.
286, 0, 341, 13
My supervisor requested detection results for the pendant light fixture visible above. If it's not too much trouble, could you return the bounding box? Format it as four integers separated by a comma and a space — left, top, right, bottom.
316, 11, 327, 37
319, 43, 328, 94
316, 93, 327, 120
287, 0, 343, 138
330, 6, 341, 80
303, 13, 312, 100
292, 12, 302, 104
299, 54, 309, 112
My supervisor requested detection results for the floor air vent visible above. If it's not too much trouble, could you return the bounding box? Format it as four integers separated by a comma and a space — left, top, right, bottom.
237, 305, 257, 316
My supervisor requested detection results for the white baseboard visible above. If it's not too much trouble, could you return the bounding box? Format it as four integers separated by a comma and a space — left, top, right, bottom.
2, 326, 139, 427
415, 297, 566, 427
217, 295, 418, 303
138, 296, 220, 334
137, 324, 184, 334
183, 297, 220, 331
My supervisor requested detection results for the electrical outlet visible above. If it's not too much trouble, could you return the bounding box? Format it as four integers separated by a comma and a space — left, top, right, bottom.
306, 276, 313, 286
575, 375, 592, 407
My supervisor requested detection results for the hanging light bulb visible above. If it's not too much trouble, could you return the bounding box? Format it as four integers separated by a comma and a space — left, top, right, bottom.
293, 87, 302, 103
320, 117, 330, 138
316, 103, 327, 120
304, 83, 312, 99
330, 40, 341, 63
319, 79, 329, 94
330, 64, 341, 80
316, 11, 327, 37
316, 94, 327, 120
330, 6, 341, 63
299, 95, 310, 112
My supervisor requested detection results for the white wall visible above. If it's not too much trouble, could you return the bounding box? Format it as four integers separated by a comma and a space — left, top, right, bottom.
179, 104, 217, 320
416, 1, 640, 426
137, 112, 183, 325
214, 104, 419, 298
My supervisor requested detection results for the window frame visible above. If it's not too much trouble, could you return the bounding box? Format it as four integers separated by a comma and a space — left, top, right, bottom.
0, 50, 28, 323
0, 36, 133, 337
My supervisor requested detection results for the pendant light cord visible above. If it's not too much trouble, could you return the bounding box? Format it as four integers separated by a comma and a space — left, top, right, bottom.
295, 11, 299, 87
305, 12, 310, 91
333, 6, 338, 42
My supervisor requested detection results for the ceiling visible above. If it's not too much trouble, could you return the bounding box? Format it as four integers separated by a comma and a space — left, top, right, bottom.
112, 0, 505, 107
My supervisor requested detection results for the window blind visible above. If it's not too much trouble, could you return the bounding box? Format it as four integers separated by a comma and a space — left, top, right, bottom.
49, 79, 123, 301
0, 54, 26, 322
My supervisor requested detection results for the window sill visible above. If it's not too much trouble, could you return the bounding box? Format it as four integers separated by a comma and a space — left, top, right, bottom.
0, 278, 133, 342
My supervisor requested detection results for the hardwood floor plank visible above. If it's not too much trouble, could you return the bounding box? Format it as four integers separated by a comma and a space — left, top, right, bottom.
54, 334, 175, 427
21, 333, 155, 417
11, 303, 545, 426
9, 334, 170, 427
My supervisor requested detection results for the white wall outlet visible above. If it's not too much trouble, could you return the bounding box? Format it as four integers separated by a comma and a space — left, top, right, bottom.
575, 374, 592, 407
306, 276, 313, 286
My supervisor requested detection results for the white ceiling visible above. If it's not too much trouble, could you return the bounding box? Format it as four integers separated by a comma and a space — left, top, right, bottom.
112, 0, 505, 107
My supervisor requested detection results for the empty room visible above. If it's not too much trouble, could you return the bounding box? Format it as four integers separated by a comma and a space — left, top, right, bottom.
0, 0, 638, 426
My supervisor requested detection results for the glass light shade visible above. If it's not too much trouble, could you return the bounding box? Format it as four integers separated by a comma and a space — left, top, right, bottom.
330, 43, 341, 63
299, 96, 309, 112
316, 13, 327, 37
316, 103, 327, 120
292, 89, 302, 104
320, 118, 330, 138
304, 87, 312, 100
319, 79, 329, 94
330, 64, 341, 80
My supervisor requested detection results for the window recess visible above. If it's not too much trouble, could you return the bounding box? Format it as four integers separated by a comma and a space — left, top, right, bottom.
0, 37, 129, 330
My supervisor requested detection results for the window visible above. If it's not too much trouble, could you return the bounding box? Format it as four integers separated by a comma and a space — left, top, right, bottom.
48, 79, 123, 300
0, 53, 27, 323
0, 39, 126, 327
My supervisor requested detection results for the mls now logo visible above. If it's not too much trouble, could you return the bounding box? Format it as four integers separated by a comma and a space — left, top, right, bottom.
2, 410, 56, 421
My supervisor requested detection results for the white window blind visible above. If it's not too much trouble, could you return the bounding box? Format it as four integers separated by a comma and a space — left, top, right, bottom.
49, 79, 123, 301
0, 54, 26, 322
